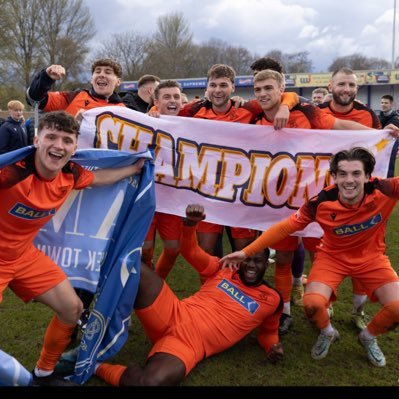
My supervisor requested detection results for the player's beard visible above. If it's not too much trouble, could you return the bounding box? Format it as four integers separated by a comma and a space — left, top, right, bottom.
332, 91, 356, 106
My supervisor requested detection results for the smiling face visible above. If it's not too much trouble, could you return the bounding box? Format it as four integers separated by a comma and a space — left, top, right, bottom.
206, 76, 234, 112
154, 87, 182, 115
238, 251, 268, 286
253, 77, 284, 114
329, 72, 358, 107
332, 160, 369, 205
34, 127, 77, 180
90, 65, 121, 98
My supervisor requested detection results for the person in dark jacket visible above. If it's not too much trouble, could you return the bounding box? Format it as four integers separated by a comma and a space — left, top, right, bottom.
122, 74, 161, 113
379, 94, 399, 128
0, 100, 28, 154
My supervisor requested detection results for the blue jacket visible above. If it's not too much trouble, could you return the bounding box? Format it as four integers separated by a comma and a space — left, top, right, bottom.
0, 116, 28, 154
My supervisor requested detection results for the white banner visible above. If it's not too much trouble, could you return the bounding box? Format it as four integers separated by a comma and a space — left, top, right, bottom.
78, 106, 397, 236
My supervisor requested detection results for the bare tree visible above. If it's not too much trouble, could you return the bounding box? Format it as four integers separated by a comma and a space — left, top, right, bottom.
190, 39, 253, 76
144, 12, 194, 78
0, 0, 95, 90
328, 53, 390, 71
94, 31, 151, 80
37, 0, 95, 84
264, 49, 313, 73
285, 51, 313, 73
0, 0, 43, 88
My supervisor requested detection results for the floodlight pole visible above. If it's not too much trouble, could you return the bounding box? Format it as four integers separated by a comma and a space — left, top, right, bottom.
392, 0, 397, 69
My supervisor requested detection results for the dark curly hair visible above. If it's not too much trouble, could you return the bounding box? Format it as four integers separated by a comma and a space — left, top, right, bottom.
329, 147, 375, 176
38, 111, 80, 137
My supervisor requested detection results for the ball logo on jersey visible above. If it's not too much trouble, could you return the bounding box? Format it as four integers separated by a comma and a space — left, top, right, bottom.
333, 213, 382, 236
9, 202, 56, 220
218, 279, 260, 314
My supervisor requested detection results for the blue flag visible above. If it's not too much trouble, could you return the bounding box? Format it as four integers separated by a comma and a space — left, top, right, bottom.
35, 149, 154, 293
70, 150, 156, 384
0, 146, 35, 168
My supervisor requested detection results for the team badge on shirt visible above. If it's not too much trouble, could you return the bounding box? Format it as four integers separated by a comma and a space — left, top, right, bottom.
9, 202, 56, 220
218, 279, 259, 314
333, 213, 382, 236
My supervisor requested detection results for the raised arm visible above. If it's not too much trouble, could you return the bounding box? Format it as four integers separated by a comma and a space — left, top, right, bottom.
179, 204, 220, 276
26, 65, 66, 108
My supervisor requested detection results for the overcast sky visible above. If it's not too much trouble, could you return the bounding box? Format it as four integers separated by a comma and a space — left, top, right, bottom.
86, 0, 398, 74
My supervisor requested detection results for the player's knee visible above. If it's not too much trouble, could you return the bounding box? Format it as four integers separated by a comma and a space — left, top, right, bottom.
59, 296, 83, 324
303, 292, 327, 321
163, 247, 180, 257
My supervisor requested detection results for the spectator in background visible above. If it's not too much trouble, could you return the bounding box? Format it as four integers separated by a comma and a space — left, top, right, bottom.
311, 87, 329, 105
0, 100, 28, 154
25, 116, 36, 145
122, 74, 161, 113
379, 94, 399, 128
180, 92, 189, 105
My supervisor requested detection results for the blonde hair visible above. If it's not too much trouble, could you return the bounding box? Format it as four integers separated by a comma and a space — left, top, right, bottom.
8, 100, 25, 110
253, 69, 284, 88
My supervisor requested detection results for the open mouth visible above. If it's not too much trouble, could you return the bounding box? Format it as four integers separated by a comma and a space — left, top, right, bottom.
48, 151, 63, 160
96, 80, 108, 88
244, 268, 258, 280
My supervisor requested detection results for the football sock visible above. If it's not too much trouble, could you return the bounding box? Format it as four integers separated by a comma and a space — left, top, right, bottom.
367, 300, 399, 336
321, 323, 335, 336
283, 301, 291, 316
36, 315, 75, 373
274, 262, 293, 303
95, 363, 127, 386
293, 277, 302, 286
